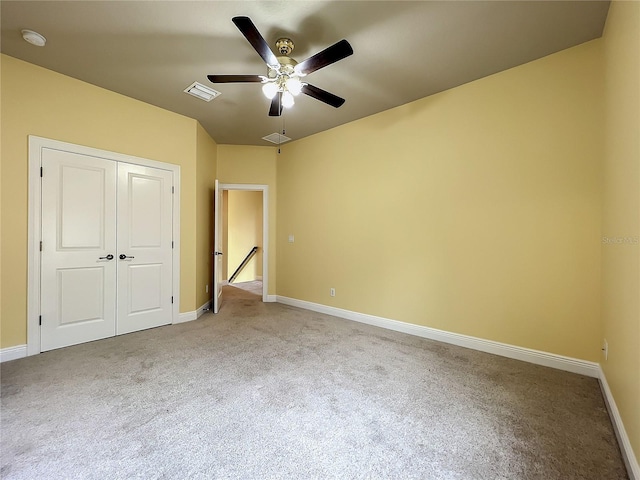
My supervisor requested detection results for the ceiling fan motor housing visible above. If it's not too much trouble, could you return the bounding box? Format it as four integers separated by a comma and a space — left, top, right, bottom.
276, 38, 294, 55
272, 55, 298, 76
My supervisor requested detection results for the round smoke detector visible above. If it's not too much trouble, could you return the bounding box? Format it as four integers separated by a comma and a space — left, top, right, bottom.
21, 29, 46, 47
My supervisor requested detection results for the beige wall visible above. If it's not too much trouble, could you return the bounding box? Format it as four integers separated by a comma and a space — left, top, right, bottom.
227, 190, 263, 283
602, 1, 640, 462
217, 145, 277, 295
277, 39, 603, 362
0, 55, 200, 347
195, 123, 218, 309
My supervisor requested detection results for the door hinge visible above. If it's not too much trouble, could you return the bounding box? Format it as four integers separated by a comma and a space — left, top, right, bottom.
171, 296, 174, 304
172, 241, 174, 249
40, 167, 43, 177
39, 315, 42, 326
172, 186, 174, 194
39, 241, 43, 252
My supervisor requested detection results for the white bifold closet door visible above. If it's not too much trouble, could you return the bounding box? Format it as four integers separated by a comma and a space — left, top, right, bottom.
40, 148, 173, 352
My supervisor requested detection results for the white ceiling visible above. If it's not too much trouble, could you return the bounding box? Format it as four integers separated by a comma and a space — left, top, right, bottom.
1, 1, 610, 146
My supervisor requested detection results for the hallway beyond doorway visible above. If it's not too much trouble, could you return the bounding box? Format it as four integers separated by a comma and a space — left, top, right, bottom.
227, 280, 263, 297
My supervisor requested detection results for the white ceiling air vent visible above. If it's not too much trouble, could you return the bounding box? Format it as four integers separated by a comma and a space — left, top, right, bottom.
262, 132, 291, 144
184, 82, 221, 102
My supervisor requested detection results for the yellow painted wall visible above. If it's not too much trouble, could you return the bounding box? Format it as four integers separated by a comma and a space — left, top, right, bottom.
0, 58, 3, 341
0, 78, 3, 342
195, 123, 218, 309
227, 190, 263, 283
277, 39, 603, 362
601, 0, 640, 462
0, 54, 199, 347
217, 145, 277, 295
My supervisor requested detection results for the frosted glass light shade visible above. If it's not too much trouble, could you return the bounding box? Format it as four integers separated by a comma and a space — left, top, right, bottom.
282, 91, 295, 108
262, 82, 278, 99
286, 77, 303, 96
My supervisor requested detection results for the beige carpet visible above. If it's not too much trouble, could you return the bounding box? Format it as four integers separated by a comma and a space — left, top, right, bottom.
1, 285, 628, 479
228, 279, 263, 296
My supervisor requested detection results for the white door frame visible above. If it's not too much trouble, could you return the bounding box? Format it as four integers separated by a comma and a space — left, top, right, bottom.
219, 183, 269, 303
27, 136, 181, 356
213, 179, 222, 313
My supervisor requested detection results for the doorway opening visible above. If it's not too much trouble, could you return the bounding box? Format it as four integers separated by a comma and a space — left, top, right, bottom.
224, 189, 263, 297
213, 183, 269, 312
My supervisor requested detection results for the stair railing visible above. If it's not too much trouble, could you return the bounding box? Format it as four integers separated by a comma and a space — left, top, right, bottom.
229, 246, 259, 284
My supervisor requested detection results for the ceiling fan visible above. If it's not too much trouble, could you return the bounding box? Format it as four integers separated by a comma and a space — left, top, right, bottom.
208, 16, 353, 116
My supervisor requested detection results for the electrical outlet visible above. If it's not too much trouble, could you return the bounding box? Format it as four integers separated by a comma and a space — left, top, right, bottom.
330, 288, 336, 297
602, 339, 608, 360
206, 284, 209, 293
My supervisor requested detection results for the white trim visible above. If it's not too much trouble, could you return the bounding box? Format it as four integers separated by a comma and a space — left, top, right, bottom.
0, 345, 28, 363
27, 136, 181, 356
219, 183, 269, 304
197, 300, 212, 319
27, 138, 42, 356
172, 168, 181, 334
175, 300, 212, 324
276, 296, 600, 378
176, 311, 197, 323
266, 295, 277, 303
599, 367, 640, 480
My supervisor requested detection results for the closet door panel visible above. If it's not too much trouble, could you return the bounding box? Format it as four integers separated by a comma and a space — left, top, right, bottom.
117, 163, 173, 335
40, 149, 117, 351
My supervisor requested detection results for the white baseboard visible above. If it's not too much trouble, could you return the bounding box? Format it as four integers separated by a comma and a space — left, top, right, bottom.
175, 300, 211, 324
196, 300, 212, 318
599, 367, 639, 480
176, 311, 197, 323
276, 296, 600, 378
0, 344, 27, 363
266, 294, 277, 303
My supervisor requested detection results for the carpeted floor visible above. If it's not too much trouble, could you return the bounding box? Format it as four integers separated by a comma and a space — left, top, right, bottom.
1, 285, 628, 479
228, 279, 263, 296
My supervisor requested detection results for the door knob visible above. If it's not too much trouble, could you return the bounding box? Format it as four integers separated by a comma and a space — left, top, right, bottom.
99, 254, 114, 260
119, 254, 135, 260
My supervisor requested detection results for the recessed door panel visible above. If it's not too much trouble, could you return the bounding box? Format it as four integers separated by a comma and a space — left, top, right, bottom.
128, 264, 162, 314
117, 163, 173, 335
58, 267, 104, 325
129, 175, 163, 248
59, 165, 105, 249
41, 148, 117, 351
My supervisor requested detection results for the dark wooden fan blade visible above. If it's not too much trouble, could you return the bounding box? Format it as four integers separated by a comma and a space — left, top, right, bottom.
269, 92, 283, 116
294, 40, 353, 75
301, 84, 345, 108
232, 16, 279, 68
207, 75, 263, 83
